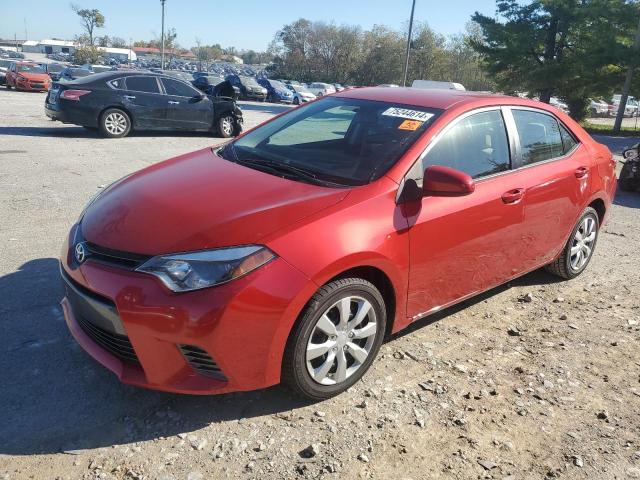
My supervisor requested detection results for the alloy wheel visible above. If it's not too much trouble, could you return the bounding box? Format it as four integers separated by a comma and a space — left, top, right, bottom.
221, 116, 233, 136
104, 112, 127, 135
305, 296, 377, 385
570, 215, 597, 270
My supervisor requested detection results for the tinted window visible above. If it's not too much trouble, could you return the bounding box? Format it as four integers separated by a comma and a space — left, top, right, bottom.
162, 77, 198, 97
125, 76, 160, 93
417, 110, 510, 179
228, 97, 440, 186
559, 123, 578, 153
513, 110, 564, 165
109, 78, 125, 89
17, 64, 46, 73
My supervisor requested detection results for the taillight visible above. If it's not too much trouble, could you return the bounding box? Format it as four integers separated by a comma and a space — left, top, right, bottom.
60, 89, 91, 101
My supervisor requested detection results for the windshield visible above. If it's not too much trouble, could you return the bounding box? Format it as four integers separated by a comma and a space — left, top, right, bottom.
48, 64, 64, 72
240, 76, 260, 87
269, 80, 286, 90
69, 69, 92, 77
18, 64, 46, 73
0, 60, 12, 68
225, 97, 441, 186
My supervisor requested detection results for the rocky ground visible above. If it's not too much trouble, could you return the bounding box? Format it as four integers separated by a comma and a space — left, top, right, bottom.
1, 90, 639, 480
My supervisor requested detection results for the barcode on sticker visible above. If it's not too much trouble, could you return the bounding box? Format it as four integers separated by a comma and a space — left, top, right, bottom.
382, 107, 434, 122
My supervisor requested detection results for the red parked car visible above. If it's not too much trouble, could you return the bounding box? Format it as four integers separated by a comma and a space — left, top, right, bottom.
60, 88, 617, 399
5, 61, 51, 92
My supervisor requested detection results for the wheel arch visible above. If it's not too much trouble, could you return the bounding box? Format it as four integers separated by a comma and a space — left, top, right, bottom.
99, 105, 135, 128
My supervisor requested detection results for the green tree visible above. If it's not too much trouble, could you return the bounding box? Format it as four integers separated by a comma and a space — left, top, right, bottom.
74, 44, 102, 64
471, 0, 638, 119
70, 4, 105, 45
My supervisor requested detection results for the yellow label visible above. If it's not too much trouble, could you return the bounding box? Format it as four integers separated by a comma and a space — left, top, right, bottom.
398, 120, 423, 131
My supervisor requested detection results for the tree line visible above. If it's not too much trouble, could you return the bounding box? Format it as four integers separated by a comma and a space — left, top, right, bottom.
267, 19, 494, 91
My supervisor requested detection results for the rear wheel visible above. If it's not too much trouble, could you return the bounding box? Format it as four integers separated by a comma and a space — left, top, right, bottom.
545, 207, 599, 279
99, 108, 131, 138
6, 83, 12, 90
282, 278, 386, 400
293, 97, 300, 105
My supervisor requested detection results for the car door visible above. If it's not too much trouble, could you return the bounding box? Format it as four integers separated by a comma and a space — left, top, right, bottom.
159, 77, 212, 130
122, 75, 167, 128
506, 107, 591, 271
404, 108, 527, 318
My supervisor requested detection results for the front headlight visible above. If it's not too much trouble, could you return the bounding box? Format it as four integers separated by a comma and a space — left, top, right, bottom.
136, 246, 276, 292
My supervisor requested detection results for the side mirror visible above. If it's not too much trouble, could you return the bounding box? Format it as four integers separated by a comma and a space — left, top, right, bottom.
194, 92, 206, 101
423, 165, 475, 196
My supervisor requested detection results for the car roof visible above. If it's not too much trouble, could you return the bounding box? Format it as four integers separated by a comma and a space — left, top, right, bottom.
336, 87, 535, 111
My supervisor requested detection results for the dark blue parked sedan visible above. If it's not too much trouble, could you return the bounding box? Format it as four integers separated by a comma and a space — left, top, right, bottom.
257, 78, 294, 104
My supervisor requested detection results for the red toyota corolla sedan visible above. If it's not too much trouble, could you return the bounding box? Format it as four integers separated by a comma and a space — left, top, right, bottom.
60, 88, 617, 399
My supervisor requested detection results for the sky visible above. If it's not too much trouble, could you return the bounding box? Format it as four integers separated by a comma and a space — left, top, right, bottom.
0, 0, 498, 51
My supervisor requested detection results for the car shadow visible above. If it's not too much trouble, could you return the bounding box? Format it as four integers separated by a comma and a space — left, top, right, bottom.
0, 126, 223, 139
1, 257, 567, 456
0, 257, 315, 456
614, 188, 640, 208
392, 268, 563, 340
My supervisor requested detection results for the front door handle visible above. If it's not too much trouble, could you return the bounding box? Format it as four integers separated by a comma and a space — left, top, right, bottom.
575, 166, 589, 178
123, 95, 136, 100
168, 101, 180, 105
502, 188, 525, 204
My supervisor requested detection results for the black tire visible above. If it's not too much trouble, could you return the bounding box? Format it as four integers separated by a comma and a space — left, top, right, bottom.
545, 207, 599, 279
216, 115, 235, 138
293, 97, 300, 105
282, 278, 387, 400
619, 162, 638, 191
6, 83, 12, 90
99, 108, 131, 138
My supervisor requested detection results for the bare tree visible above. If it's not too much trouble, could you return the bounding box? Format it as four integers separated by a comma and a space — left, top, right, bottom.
70, 3, 105, 45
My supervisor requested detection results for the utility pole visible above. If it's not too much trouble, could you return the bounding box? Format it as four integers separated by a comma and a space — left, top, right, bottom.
614, 13, 640, 134
160, 0, 166, 69
402, 0, 417, 87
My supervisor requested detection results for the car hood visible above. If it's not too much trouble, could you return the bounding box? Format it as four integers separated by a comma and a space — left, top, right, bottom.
17, 72, 49, 81
81, 147, 349, 255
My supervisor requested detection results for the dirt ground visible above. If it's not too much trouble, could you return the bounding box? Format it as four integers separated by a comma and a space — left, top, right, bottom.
0, 88, 639, 480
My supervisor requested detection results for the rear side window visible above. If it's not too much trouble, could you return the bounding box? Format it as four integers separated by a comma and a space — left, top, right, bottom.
108, 78, 125, 89
125, 76, 160, 93
161, 78, 198, 97
418, 110, 511, 179
512, 110, 564, 165
559, 123, 578, 153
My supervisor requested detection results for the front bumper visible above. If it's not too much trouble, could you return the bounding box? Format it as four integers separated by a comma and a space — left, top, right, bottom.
60, 225, 313, 394
16, 79, 49, 91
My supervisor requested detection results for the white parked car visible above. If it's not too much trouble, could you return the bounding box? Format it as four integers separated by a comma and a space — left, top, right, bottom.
305, 82, 336, 97
411, 80, 466, 91
286, 84, 317, 105
611, 94, 638, 117
550, 97, 569, 113
589, 98, 610, 117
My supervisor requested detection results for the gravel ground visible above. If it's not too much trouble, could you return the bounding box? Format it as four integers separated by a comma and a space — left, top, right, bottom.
1, 88, 639, 480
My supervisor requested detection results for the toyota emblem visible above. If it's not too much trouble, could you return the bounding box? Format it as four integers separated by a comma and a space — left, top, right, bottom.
75, 242, 87, 264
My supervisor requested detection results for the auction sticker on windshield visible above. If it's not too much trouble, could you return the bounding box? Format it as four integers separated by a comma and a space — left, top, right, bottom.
382, 107, 435, 122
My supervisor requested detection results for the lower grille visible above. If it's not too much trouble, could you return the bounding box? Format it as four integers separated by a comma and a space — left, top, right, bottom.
76, 313, 139, 364
179, 344, 226, 380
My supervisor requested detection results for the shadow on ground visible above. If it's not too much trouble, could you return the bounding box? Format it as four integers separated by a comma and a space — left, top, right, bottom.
0, 126, 225, 139
614, 188, 640, 208
0, 257, 564, 456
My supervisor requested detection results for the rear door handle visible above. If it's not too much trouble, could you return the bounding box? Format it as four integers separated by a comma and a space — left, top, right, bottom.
168, 101, 180, 105
575, 166, 589, 178
123, 95, 136, 100
502, 188, 525, 204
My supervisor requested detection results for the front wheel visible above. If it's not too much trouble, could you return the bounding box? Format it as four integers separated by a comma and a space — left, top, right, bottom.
216, 115, 235, 138
545, 207, 599, 279
293, 97, 300, 105
282, 278, 387, 400
99, 108, 131, 138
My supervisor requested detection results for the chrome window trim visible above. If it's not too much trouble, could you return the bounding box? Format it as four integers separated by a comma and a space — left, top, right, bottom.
106, 77, 126, 90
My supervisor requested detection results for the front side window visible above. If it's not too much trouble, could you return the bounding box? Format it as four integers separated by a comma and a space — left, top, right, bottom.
125, 76, 160, 94
161, 77, 198, 97
412, 110, 511, 180
224, 97, 441, 186
512, 110, 564, 166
